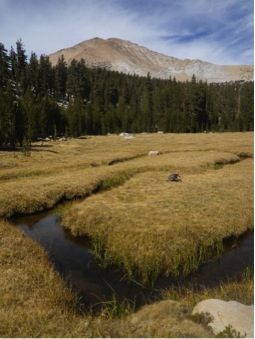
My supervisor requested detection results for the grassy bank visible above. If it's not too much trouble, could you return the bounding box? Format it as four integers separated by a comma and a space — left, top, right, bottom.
4, 216, 252, 338
0, 132, 253, 337
0, 219, 93, 337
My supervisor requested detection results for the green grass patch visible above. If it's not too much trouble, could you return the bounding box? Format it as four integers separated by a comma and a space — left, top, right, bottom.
98, 172, 132, 191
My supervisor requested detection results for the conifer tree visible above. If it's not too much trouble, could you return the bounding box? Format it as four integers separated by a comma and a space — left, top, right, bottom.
20, 88, 38, 140
239, 81, 254, 131
0, 43, 10, 90
66, 96, 85, 136
54, 55, 67, 99
38, 55, 53, 96
27, 52, 39, 93
2, 81, 19, 147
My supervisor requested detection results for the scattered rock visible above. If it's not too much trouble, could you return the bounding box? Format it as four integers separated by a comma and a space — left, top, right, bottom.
124, 135, 135, 140
192, 299, 254, 338
148, 150, 160, 155
167, 173, 182, 182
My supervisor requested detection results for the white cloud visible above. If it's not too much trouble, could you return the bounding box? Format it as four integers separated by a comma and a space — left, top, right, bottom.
0, 0, 253, 65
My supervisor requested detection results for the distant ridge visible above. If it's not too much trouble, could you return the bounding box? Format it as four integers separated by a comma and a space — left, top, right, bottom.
49, 37, 254, 83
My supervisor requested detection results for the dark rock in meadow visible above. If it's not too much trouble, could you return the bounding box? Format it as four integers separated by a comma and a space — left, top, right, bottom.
167, 173, 182, 182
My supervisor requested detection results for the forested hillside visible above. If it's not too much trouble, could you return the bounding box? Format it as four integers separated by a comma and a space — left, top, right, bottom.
0, 40, 253, 148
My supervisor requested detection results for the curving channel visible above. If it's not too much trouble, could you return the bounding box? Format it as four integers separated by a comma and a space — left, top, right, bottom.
13, 211, 253, 313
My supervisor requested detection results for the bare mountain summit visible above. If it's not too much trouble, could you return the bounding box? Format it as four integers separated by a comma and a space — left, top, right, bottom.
49, 37, 254, 83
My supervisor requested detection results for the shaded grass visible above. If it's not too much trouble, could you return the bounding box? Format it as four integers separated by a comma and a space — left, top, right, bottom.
100, 268, 253, 338
162, 267, 254, 307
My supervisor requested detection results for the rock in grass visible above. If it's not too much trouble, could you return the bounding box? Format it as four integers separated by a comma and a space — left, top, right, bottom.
192, 299, 254, 338
148, 150, 161, 155
167, 173, 182, 182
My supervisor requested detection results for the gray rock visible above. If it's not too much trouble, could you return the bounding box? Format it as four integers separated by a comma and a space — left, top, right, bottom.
167, 173, 182, 182
192, 299, 254, 338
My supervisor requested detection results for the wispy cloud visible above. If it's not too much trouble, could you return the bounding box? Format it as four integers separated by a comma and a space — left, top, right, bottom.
0, 0, 253, 65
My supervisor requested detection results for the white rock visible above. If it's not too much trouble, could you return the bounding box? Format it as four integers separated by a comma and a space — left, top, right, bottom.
148, 150, 160, 156
192, 299, 254, 338
124, 135, 135, 139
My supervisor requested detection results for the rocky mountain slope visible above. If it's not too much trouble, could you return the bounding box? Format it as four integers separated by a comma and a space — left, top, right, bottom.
49, 37, 254, 83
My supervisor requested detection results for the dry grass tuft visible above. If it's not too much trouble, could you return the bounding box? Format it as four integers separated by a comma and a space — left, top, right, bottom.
101, 299, 213, 338
100, 267, 254, 338
162, 267, 254, 307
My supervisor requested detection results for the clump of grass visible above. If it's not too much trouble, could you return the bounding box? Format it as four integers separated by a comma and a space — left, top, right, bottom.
0, 169, 48, 181
98, 172, 131, 191
21, 137, 31, 157
100, 299, 213, 338
216, 325, 242, 338
235, 151, 253, 159
162, 266, 254, 306
188, 311, 213, 327
16, 169, 47, 179
94, 293, 135, 319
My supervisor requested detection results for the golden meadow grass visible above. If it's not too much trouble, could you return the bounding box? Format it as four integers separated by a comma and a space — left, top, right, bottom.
62, 158, 253, 284
0, 132, 252, 217
0, 218, 94, 337
0, 132, 253, 337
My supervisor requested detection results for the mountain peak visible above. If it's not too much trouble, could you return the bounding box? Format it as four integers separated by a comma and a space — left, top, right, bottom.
49, 37, 254, 82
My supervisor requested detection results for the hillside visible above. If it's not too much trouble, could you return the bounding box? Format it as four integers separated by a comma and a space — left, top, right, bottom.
49, 37, 254, 82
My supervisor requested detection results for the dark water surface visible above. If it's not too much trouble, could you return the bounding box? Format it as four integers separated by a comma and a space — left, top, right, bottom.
14, 212, 254, 312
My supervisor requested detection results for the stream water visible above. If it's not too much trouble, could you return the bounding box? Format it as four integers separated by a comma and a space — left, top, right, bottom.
14, 211, 254, 312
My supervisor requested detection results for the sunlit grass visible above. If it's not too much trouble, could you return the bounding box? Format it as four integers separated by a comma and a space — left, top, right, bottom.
0, 133, 251, 218
0, 219, 93, 337
0, 132, 253, 337
62, 157, 253, 285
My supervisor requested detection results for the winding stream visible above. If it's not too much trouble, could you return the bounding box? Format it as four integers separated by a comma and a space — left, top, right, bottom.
14, 211, 254, 312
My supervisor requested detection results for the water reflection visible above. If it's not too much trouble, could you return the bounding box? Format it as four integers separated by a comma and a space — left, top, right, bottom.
14, 212, 254, 312
15, 214, 151, 310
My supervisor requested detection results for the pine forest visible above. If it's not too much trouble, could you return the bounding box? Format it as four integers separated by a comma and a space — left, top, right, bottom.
0, 40, 254, 148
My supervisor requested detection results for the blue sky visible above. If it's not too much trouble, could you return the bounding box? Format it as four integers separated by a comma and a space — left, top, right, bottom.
0, 0, 253, 65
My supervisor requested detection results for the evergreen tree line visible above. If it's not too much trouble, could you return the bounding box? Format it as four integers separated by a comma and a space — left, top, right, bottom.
0, 40, 253, 148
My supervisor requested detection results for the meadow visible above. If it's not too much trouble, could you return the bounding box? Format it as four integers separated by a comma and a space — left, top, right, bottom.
0, 132, 253, 337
